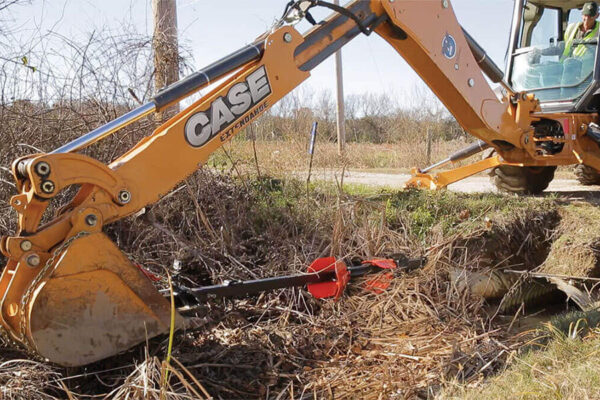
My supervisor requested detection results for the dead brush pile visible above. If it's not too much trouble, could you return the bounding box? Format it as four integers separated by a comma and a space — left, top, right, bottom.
107, 170, 336, 284
0, 174, 563, 399
144, 186, 555, 399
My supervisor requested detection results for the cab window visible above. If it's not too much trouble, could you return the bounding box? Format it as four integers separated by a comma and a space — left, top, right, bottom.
528, 7, 560, 47
568, 8, 582, 25
511, 5, 596, 102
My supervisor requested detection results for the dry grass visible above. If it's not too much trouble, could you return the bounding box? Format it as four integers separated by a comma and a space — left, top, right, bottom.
0, 358, 61, 399
293, 271, 528, 399
538, 203, 600, 278
2, 168, 583, 399
440, 324, 600, 400
210, 137, 471, 175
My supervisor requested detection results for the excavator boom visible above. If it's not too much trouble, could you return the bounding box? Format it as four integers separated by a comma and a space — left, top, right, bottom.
0, 0, 537, 366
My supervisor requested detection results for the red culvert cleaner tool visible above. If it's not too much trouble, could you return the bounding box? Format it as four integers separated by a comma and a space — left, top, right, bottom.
362, 259, 397, 294
306, 257, 350, 300
168, 254, 426, 310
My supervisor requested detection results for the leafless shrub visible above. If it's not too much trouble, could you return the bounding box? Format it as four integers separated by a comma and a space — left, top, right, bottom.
0, 18, 196, 235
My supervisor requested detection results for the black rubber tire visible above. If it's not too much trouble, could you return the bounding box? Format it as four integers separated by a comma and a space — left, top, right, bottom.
574, 164, 600, 186
489, 165, 556, 195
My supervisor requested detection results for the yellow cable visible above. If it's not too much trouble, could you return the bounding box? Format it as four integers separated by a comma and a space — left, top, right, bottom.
161, 271, 176, 397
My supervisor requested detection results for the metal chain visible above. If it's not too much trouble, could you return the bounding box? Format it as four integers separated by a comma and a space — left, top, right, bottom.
19, 230, 90, 348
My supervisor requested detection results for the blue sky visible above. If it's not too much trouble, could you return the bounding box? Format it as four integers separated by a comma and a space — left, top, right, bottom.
6, 0, 515, 100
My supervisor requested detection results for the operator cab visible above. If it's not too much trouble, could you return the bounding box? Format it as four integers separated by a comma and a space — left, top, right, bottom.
507, 0, 600, 112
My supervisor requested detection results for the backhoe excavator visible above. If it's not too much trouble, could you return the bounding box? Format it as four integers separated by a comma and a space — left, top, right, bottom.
1, 0, 599, 367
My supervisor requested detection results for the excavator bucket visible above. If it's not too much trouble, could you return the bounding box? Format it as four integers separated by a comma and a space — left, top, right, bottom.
1, 231, 183, 367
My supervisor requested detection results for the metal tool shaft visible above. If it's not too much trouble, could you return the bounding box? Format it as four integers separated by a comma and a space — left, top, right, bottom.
176, 263, 378, 304
168, 256, 425, 309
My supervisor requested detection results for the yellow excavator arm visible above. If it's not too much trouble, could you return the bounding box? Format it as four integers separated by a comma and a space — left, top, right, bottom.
0, 0, 545, 366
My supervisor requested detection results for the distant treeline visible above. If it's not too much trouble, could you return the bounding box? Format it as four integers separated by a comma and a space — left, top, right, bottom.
248, 97, 464, 144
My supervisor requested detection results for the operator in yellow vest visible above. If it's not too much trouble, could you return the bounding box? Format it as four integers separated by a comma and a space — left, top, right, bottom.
525, 2, 599, 93
532, 2, 600, 60
563, 2, 599, 59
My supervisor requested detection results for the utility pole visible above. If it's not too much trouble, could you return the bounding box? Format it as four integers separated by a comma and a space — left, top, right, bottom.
152, 0, 179, 120
333, 0, 346, 155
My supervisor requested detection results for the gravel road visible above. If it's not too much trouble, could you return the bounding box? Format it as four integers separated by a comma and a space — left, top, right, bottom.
303, 170, 600, 194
